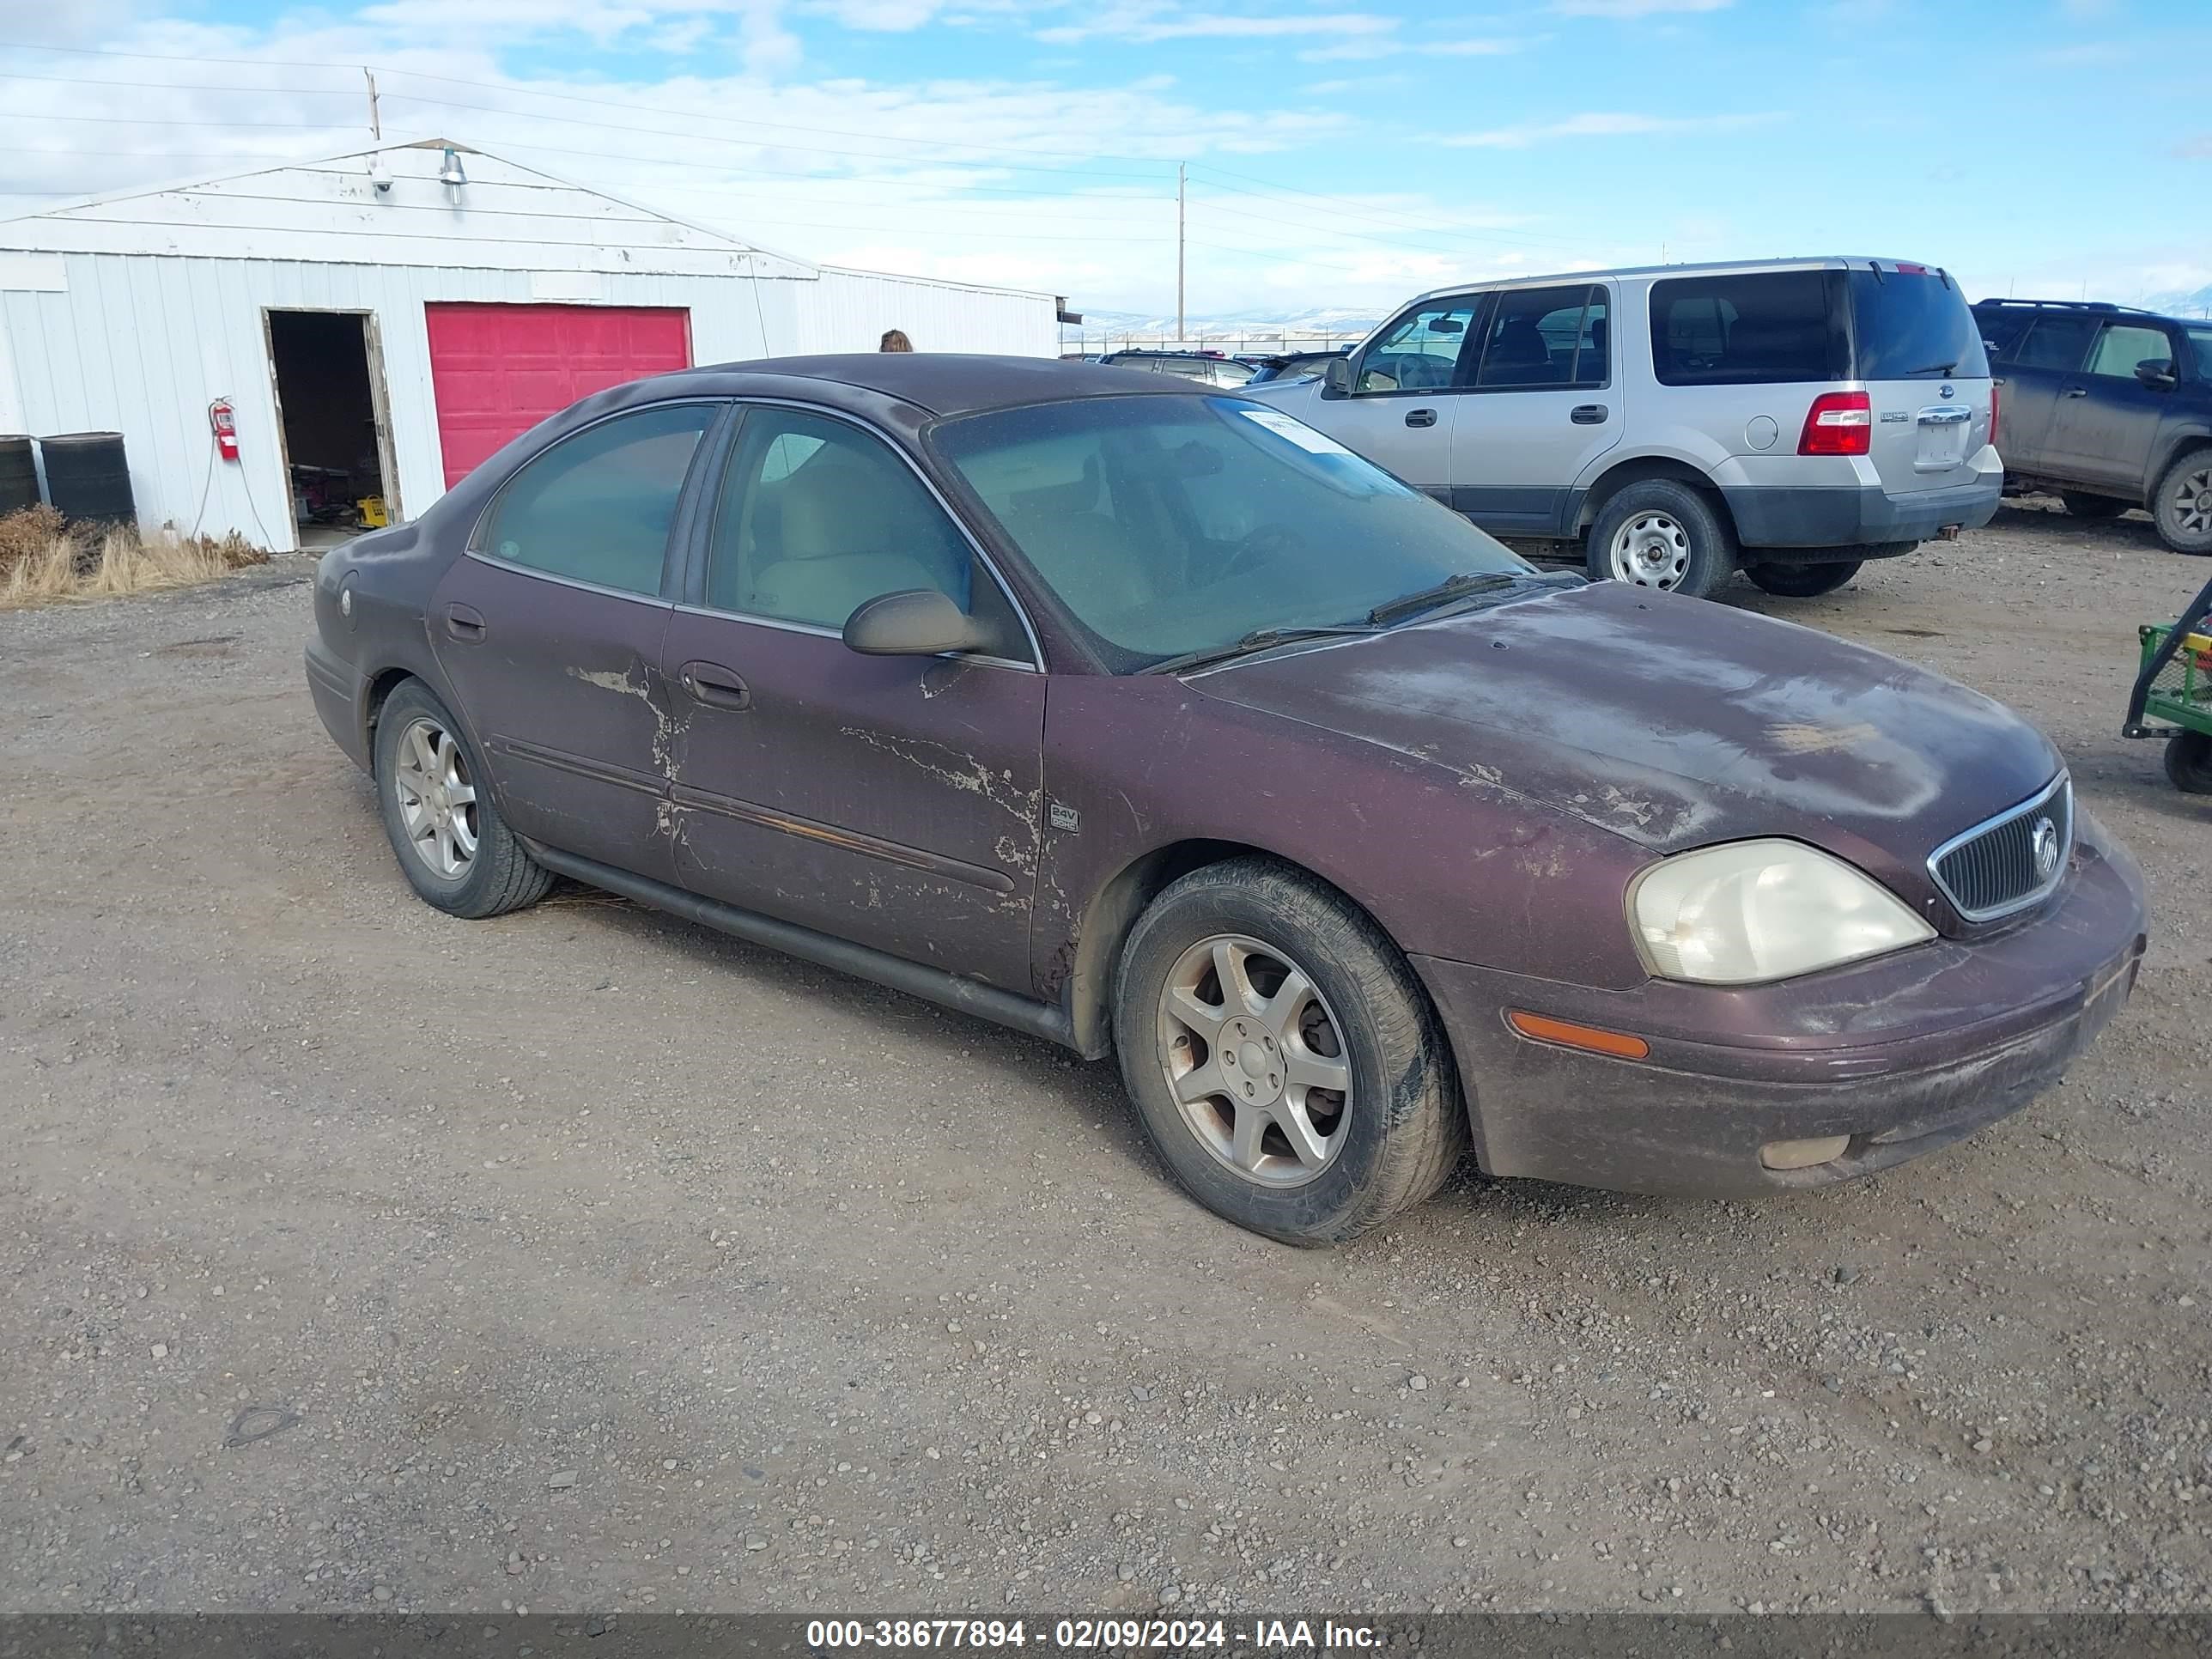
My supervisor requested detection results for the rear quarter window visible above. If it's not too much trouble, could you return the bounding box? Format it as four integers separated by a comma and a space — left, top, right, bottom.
1648, 270, 1844, 386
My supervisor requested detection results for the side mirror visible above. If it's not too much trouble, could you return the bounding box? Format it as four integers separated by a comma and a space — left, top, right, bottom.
842, 588, 987, 656
1322, 356, 1352, 399
2136, 359, 2179, 390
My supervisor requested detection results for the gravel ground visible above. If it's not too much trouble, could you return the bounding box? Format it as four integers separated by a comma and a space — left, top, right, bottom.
2, 497, 2208, 1620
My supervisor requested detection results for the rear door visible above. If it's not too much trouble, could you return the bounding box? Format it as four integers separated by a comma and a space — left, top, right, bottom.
429, 401, 721, 885
1313, 294, 1485, 499
1990, 311, 2098, 472
2044, 318, 2184, 495
1847, 265, 1995, 497
1448, 282, 1620, 534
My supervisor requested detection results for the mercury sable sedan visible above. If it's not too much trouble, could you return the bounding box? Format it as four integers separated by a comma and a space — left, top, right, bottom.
306, 356, 2146, 1246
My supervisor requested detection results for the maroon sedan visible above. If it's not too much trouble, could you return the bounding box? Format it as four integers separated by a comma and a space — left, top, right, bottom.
306, 356, 2145, 1245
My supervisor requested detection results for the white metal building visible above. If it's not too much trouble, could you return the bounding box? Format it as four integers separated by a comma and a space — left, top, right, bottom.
0, 139, 1063, 550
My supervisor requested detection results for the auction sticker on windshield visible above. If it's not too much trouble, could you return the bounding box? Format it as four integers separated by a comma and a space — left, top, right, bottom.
1237, 407, 1352, 455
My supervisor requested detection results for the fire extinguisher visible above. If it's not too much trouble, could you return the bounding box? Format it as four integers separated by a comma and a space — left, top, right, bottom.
209, 398, 240, 462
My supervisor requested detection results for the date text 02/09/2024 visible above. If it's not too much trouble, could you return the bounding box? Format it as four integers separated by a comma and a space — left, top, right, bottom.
802, 1620, 1381, 1650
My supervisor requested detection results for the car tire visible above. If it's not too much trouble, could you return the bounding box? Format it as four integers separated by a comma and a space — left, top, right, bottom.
1587, 480, 1735, 600
1111, 857, 1466, 1247
1743, 560, 1863, 599
2151, 450, 2212, 555
374, 679, 553, 919
2061, 490, 2130, 522
2167, 730, 2212, 795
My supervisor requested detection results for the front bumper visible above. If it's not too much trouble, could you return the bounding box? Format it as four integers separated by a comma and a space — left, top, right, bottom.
1723, 473, 2002, 552
1411, 819, 2146, 1198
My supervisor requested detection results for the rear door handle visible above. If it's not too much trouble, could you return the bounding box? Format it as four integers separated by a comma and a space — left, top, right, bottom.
1991, 375, 2007, 386
1404, 408, 1437, 428
443, 604, 486, 641
1571, 404, 1608, 425
679, 660, 751, 710
2061, 386, 2089, 398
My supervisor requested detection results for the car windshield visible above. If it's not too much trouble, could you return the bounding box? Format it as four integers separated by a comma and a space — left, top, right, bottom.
1849, 267, 1990, 380
930, 394, 1531, 669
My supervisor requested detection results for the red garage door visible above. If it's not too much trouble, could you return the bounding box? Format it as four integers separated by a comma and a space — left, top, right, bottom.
424, 303, 692, 488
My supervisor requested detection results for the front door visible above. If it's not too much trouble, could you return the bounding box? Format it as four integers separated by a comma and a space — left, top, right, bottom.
1321, 294, 1484, 499
661, 404, 1045, 991
2044, 319, 2182, 495
1449, 282, 1620, 535
429, 401, 720, 884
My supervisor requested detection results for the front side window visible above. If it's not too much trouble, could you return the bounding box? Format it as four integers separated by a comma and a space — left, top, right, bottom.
1357, 299, 1478, 392
1474, 284, 1608, 388
705, 407, 976, 631
2084, 322, 2176, 380
2186, 325, 2212, 380
933, 395, 1530, 670
477, 404, 714, 595
1649, 270, 1842, 386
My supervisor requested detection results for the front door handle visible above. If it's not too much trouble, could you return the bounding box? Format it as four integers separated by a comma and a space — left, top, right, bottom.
443, 604, 486, 641
2061, 386, 2089, 398
1404, 407, 1437, 428
1571, 404, 1608, 425
679, 660, 751, 710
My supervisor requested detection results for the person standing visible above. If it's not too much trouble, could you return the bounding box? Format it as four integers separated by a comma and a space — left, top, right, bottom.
879, 329, 914, 352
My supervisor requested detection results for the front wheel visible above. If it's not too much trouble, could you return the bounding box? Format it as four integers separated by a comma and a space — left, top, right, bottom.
1744, 559, 1863, 599
2061, 490, 2130, 521
1586, 480, 1735, 600
2152, 451, 2212, 555
374, 679, 553, 918
2168, 730, 2212, 794
1111, 859, 1466, 1246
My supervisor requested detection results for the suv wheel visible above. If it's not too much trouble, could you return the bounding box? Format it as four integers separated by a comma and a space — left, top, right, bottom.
1744, 559, 1863, 599
1111, 858, 1466, 1246
374, 679, 554, 919
2152, 451, 2212, 555
2060, 490, 2130, 522
1588, 480, 1735, 599
2168, 731, 2212, 795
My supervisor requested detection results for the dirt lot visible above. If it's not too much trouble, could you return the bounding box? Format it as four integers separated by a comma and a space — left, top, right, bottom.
2, 499, 2209, 1620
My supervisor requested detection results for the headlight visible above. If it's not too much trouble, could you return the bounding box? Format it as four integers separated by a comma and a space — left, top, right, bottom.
1630, 839, 1935, 985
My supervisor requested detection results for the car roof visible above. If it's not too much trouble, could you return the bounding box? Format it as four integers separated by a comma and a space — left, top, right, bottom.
1973, 297, 2198, 328
1397, 255, 1945, 311
653, 352, 1205, 418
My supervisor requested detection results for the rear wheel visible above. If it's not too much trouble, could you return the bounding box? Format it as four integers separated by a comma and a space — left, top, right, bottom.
1111, 858, 1465, 1246
374, 680, 553, 918
1586, 480, 1735, 600
1743, 559, 1863, 599
2167, 730, 2212, 794
2152, 451, 2212, 555
2061, 490, 2130, 521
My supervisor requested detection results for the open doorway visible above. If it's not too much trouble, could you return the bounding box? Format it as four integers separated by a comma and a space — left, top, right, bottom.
264, 309, 398, 551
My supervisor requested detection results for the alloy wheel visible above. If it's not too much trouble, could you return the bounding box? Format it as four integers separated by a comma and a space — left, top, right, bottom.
392, 716, 479, 880
1155, 933, 1352, 1188
1608, 512, 1692, 588
2169, 465, 2212, 538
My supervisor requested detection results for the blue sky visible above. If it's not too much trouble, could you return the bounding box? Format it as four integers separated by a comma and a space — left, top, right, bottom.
3, 0, 2208, 325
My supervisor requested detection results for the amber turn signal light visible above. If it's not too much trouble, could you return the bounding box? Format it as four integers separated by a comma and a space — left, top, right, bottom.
1506, 1011, 1651, 1060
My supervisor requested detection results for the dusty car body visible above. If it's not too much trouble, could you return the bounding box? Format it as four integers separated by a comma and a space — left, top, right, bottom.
307, 355, 2146, 1244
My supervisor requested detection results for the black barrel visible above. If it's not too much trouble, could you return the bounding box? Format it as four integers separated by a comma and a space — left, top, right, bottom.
41, 431, 136, 528
0, 435, 37, 515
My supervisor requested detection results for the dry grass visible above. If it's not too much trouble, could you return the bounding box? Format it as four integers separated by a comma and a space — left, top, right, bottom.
0, 507, 270, 611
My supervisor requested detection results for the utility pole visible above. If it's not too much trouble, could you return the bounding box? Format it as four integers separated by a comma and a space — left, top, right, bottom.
1176, 161, 1186, 345
365, 68, 381, 141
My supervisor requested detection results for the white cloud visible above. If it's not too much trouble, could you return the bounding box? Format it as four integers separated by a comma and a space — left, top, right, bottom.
1300, 33, 1529, 62
1036, 7, 1399, 46
1445, 110, 1782, 148
1551, 0, 1730, 15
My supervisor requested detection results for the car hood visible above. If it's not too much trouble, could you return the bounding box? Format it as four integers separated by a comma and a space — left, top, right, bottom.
1188, 579, 2063, 869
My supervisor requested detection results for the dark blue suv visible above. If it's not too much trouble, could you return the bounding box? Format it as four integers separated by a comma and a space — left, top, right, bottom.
1973, 298, 2212, 554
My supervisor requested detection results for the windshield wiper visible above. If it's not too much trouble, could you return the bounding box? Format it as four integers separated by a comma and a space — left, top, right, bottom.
1145, 624, 1377, 677
1905, 360, 1960, 376
1367, 571, 1522, 626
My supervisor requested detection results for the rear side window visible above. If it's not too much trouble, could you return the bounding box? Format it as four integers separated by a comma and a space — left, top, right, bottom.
2013, 313, 2096, 371
1473, 285, 1608, 388
2084, 322, 2175, 379
478, 404, 714, 594
1648, 271, 1843, 386
1974, 307, 2034, 362
1846, 267, 1989, 380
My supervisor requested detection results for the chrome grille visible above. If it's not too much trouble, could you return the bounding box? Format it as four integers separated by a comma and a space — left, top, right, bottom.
1929, 775, 2073, 922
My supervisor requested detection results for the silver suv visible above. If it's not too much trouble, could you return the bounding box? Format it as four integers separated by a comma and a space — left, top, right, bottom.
1243, 257, 2000, 599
